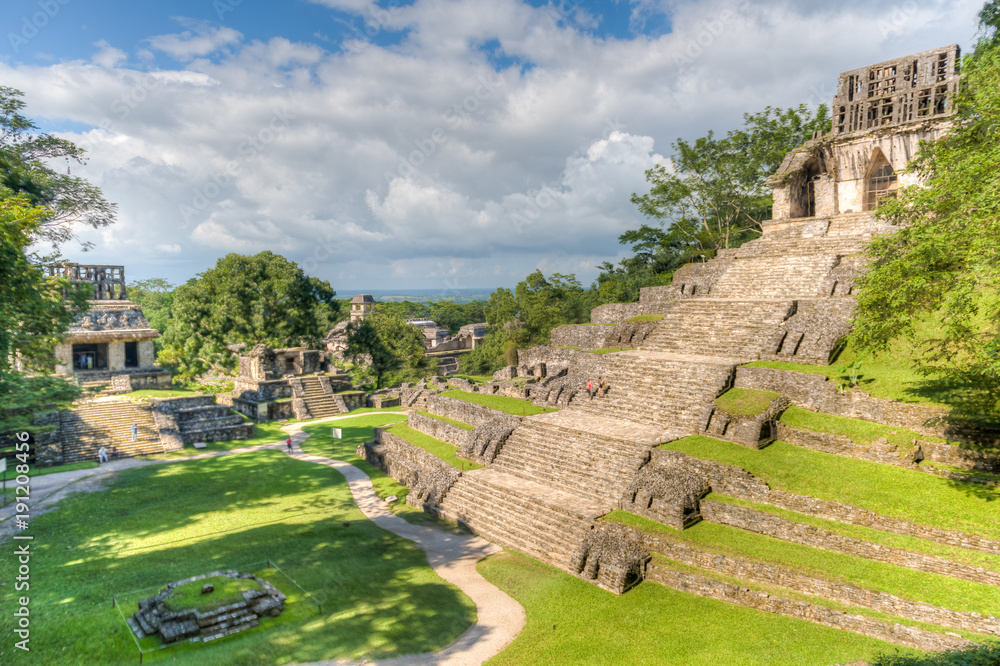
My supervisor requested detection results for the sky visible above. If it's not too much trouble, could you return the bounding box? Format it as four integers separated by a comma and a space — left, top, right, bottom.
0, 0, 985, 294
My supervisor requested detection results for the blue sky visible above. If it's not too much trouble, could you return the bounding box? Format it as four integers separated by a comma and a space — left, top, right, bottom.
1, 0, 984, 292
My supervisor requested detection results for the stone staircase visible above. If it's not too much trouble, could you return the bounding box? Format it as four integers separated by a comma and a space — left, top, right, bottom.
639, 299, 796, 359
437, 468, 604, 569
491, 412, 666, 505
298, 375, 345, 419
59, 399, 163, 462
710, 254, 841, 299
568, 351, 735, 431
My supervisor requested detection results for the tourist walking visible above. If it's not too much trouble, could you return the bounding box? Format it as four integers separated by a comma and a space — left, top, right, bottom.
598, 377, 606, 398
286, 437, 293, 454
98, 446, 109, 463
587, 379, 594, 400
130, 423, 138, 441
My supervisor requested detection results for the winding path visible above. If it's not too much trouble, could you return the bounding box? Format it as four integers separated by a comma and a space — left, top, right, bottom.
1, 413, 525, 665
282, 417, 526, 666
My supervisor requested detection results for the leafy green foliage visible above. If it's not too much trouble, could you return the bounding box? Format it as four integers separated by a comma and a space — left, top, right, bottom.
0, 86, 116, 246
345, 313, 431, 389
159, 252, 338, 379
623, 105, 831, 279
851, 35, 1000, 419
126, 278, 174, 339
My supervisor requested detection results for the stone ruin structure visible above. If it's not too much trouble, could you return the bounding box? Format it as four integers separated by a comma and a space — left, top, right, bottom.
127, 570, 285, 644
228, 344, 361, 421
355, 47, 1000, 652
47, 263, 170, 391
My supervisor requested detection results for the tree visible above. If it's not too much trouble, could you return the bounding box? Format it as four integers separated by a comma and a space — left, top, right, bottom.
0, 87, 116, 247
626, 105, 830, 273
344, 314, 431, 389
127, 278, 175, 339
159, 252, 339, 379
0, 196, 88, 435
1, 88, 116, 437
850, 13, 1000, 417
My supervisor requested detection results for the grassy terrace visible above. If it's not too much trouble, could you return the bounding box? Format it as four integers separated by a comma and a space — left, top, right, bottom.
659, 436, 1000, 540
606, 512, 1000, 621
439, 390, 558, 416
626, 314, 664, 323
415, 410, 475, 430
384, 424, 483, 471
479, 551, 915, 665
778, 406, 954, 450
716, 388, 781, 417
0, 446, 474, 664
706, 493, 1000, 574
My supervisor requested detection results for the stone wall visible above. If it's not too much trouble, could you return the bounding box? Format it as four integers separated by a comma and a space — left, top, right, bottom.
32, 411, 63, 466
700, 396, 789, 449
408, 411, 469, 446
570, 523, 649, 594
700, 500, 1000, 588
460, 415, 522, 465
620, 457, 711, 529
590, 303, 646, 325
550, 322, 658, 351
425, 395, 507, 427
645, 563, 973, 653
363, 428, 461, 507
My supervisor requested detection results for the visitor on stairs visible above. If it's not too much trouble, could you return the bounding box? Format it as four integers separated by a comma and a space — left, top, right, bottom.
587, 379, 594, 400
98, 446, 109, 463
598, 377, 606, 398
110, 446, 120, 460
130, 423, 138, 441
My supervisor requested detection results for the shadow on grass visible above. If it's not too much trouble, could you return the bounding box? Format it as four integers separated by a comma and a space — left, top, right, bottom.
0, 447, 476, 665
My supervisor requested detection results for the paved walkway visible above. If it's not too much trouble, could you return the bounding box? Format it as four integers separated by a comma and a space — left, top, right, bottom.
282, 419, 525, 666
1, 413, 526, 665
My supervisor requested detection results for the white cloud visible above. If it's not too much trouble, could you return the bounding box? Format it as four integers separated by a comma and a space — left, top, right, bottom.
92, 40, 127, 68
3, 0, 984, 289
148, 21, 243, 60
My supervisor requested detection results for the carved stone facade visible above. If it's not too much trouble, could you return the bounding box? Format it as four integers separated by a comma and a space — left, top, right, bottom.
51, 264, 170, 390
769, 45, 960, 220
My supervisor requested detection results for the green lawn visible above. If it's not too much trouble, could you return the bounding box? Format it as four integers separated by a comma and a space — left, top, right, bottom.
605, 512, 1000, 619
440, 390, 558, 416
450, 374, 494, 384
415, 410, 475, 430
0, 450, 475, 665
164, 574, 263, 613
716, 388, 782, 417
479, 550, 917, 666
385, 424, 483, 471
659, 436, 1000, 540
298, 414, 446, 524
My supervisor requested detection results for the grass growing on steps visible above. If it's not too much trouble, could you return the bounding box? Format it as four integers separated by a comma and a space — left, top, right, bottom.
0, 450, 476, 665
439, 390, 558, 416
120, 388, 205, 402
646, 554, 993, 644
586, 348, 630, 354
605, 512, 1000, 618
415, 410, 475, 430
626, 314, 664, 323
659, 436, 1000, 540
716, 388, 782, 417
779, 406, 952, 449
706, 493, 1000, 575
384, 424, 483, 471
141, 420, 296, 460
478, 550, 917, 666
